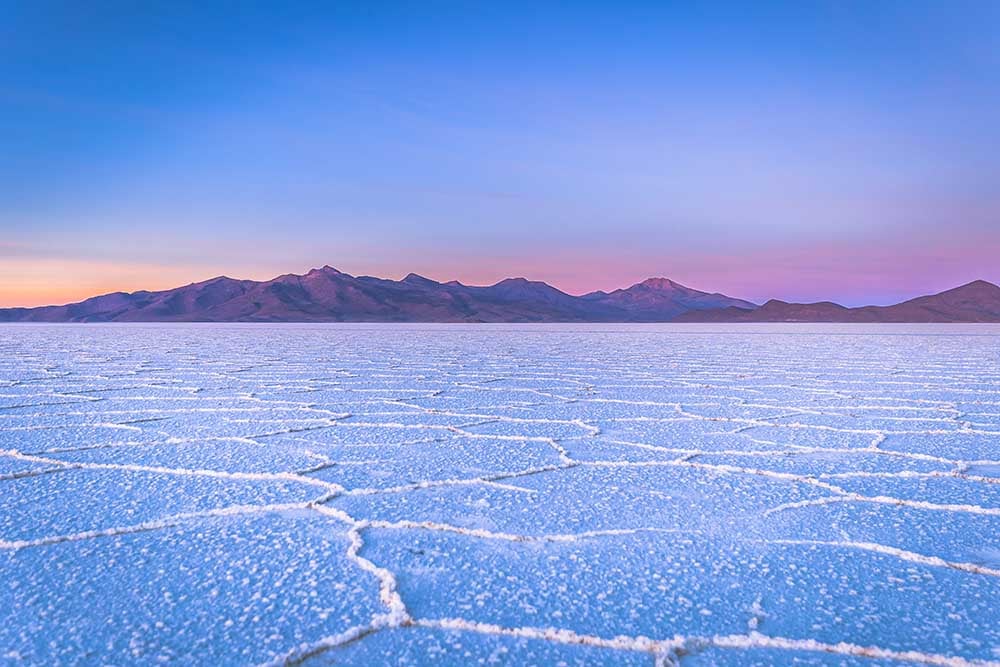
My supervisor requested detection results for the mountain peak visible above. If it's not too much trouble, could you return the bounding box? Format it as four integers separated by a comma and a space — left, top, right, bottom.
582, 276, 756, 320
307, 265, 342, 276
637, 277, 681, 290
955, 279, 999, 291
189, 275, 236, 287
489, 277, 557, 292
402, 273, 439, 286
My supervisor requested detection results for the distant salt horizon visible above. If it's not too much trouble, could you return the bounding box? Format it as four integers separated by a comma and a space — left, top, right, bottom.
2, 265, 998, 324
2, 252, 999, 311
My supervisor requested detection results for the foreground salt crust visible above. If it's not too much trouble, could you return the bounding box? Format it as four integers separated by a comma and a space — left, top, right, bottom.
1, 323, 999, 665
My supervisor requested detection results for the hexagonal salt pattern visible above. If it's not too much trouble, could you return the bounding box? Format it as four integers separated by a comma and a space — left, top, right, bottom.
1, 323, 998, 665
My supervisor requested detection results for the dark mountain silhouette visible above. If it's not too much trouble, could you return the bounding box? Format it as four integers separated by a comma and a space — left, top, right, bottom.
676, 280, 1000, 323
0, 266, 754, 323
3, 269, 997, 323
582, 277, 757, 320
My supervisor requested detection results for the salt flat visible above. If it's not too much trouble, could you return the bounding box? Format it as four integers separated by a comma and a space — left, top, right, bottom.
1, 324, 999, 666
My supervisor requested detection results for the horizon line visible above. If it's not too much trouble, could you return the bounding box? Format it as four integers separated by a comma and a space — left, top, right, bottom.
2, 263, 996, 312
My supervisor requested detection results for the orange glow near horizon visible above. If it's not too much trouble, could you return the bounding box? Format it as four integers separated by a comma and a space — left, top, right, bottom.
0, 259, 244, 309
0, 258, 604, 308
2, 237, 998, 309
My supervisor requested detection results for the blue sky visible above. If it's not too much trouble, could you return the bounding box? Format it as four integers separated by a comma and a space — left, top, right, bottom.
2, 1, 998, 306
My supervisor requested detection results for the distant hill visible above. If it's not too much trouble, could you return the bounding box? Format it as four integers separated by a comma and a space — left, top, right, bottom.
581, 277, 757, 320
0, 266, 754, 323
675, 280, 1000, 323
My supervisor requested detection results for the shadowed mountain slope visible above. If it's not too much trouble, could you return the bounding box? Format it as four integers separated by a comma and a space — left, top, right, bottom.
4, 270, 997, 323
583, 277, 757, 321
675, 280, 1000, 322
0, 267, 753, 323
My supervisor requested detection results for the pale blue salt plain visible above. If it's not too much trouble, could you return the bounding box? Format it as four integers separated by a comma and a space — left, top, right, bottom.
1, 324, 999, 667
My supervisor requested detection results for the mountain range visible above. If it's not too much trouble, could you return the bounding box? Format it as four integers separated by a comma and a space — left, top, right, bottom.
1, 267, 998, 323
675, 279, 1000, 323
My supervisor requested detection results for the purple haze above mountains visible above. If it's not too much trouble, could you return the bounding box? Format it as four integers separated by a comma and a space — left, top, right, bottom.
1, 266, 998, 323
5, 4, 1000, 310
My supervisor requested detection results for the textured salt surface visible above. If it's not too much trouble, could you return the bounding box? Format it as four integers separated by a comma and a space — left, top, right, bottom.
1, 323, 998, 666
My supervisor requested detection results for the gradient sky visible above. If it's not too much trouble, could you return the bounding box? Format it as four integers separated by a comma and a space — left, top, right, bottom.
2, 1, 999, 307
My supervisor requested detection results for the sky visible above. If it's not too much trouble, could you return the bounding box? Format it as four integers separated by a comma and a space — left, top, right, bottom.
2, 1, 999, 307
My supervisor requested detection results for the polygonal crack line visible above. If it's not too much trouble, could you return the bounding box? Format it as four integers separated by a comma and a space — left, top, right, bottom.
0, 447, 346, 495
328, 459, 576, 499
0, 501, 317, 551
261, 510, 1000, 665
12, 491, 994, 583
24, 434, 264, 456
259, 506, 414, 666
761, 491, 1000, 518
817, 469, 1000, 485
760, 539, 1000, 577
271, 614, 1000, 667
590, 405, 1000, 438
261, 508, 691, 666
7, 359, 1000, 667
572, 435, 1000, 493
5, 436, 998, 522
